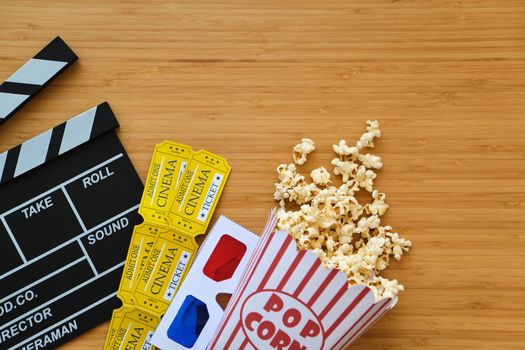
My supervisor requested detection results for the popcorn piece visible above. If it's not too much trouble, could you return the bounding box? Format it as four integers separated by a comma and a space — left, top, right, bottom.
365, 190, 389, 216
310, 166, 331, 186
331, 158, 358, 182
291, 181, 317, 205
274, 120, 411, 301
356, 120, 381, 150
358, 153, 383, 169
333, 140, 358, 157
274, 163, 304, 207
387, 231, 412, 261
369, 276, 404, 300
354, 165, 377, 192
293, 138, 315, 165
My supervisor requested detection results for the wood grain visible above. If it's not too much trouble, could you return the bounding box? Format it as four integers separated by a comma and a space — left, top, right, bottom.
1, 0, 524, 349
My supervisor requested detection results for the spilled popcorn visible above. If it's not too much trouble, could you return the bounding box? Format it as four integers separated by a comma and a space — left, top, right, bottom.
274, 121, 412, 301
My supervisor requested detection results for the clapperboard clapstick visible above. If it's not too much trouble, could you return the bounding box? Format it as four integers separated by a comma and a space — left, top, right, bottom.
0, 103, 143, 349
0, 102, 117, 185
0, 37, 77, 125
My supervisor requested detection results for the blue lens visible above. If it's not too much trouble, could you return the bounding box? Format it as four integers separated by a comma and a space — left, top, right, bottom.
167, 295, 209, 348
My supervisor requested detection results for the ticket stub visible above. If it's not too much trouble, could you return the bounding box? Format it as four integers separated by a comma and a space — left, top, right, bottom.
168, 150, 231, 236
104, 223, 162, 350
108, 308, 159, 350
104, 225, 159, 350
132, 230, 197, 315
104, 307, 131, 349
139, 142, 193, 227
117, 223, 164, 305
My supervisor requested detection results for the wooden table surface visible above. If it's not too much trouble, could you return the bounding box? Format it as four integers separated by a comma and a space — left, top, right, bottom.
1, 1, 524, 349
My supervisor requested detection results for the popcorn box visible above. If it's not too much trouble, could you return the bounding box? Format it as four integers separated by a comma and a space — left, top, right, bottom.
208, 215, 397, 349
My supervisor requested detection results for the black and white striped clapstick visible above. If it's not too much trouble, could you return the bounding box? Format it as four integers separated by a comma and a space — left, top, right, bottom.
0, 36, 78, 125
0, 102, 118, 185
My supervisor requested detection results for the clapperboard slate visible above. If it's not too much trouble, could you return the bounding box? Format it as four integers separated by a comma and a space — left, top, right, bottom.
0, 102, 144, 349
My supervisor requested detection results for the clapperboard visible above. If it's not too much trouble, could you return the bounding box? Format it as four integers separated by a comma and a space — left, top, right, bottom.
0, 38, 143, 349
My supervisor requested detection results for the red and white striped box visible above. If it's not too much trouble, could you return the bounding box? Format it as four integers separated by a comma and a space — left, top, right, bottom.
209, 214, 397, 349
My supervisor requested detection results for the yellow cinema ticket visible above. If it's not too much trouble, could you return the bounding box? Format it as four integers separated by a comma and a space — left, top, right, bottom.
139, 141, 193, 226
132, 230, 197, 315
117, 223, 165, 305
168, 150, 231, 236
108, 308, 159, 350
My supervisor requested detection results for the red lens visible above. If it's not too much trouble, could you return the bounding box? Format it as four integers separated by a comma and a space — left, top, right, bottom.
203, 234, 247, 282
